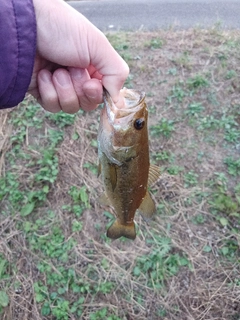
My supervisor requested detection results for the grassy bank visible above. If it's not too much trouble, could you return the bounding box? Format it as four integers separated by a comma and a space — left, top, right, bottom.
0, 27, 240, 320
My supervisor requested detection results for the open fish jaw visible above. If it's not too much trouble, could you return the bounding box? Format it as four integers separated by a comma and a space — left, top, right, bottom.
103, 88, 146, 123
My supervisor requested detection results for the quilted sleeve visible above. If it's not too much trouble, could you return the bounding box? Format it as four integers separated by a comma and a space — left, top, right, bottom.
0, 0, 36, 109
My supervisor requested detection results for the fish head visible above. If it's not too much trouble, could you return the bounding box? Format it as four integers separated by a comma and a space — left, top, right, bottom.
98, 88, 148, 164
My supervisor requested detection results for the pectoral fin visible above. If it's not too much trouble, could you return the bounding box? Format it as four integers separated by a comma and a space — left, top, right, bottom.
138, 191, 156, 218
109, 164, 118, 192
97, 162, 101, 177
107, 220, 136, 240
148, 164, 160, 186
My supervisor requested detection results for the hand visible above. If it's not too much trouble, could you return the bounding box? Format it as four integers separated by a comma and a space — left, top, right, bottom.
28, 0, 129, 113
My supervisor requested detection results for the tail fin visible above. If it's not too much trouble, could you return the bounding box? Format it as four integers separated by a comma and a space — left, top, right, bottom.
107, 220, 136, 240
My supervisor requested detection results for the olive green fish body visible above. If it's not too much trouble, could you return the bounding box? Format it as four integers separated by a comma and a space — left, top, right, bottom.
98, 88, 159, 240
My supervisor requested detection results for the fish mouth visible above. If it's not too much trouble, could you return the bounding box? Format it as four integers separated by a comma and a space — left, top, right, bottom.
103, 88, 145, 121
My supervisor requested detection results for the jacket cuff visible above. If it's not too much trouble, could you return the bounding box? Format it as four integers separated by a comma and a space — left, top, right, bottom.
1, 0, 36, 108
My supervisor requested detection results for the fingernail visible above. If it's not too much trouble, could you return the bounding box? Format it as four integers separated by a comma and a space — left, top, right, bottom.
55, 72, 70, 86
69, 68, 86, 79
86, 90, 97, 100
40, 71, 52, 83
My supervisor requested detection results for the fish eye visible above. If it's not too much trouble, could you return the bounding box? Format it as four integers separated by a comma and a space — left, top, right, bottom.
134, 118, 145, 130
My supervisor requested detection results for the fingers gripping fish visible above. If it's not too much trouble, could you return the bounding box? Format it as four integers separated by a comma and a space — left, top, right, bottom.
97, 88, 160, 240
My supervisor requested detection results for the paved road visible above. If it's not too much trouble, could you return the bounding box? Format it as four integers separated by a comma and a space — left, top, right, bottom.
68, 0, 240, 31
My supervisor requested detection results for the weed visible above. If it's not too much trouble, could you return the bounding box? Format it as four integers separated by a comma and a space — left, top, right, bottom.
106, 33, 129, 50
90, 308, 107, 320
0, 172, 23, 208
91, 138, 98, 148
0, 291, 9, 310
217, 52, 228, 62
0, 256, 10, 281
51, 299, 70, 320
235, 183, 240, 203
167, 83, 186, 103
9, 104, 42, 144
34, 278, 77, 318
224, 157, 240, 176
174, 51, 191, 67
197, 151, 205, 162
147, 105, 157, 114
185, 102, 205, 116
220, 114, 238, 130
69, 185, 90, 208
96, 282, 114, 294
72, 204, 84, 217
203, 245, 212, 253
47, 111, 76, 128
213, 172, 228, 191
0, 256, 10, 313
210, 193, 238, 215
153, 151, 173, 163
71, 131, 79, 141
224, 38, 240, 48
47, 129, 64, 147
225, 70, 237, 79
192, 214, 206, 225
34, 281, 49, 304
146, 91, 155, 97
35, 149, 59, 183
145, 37, 163, 49
167, 68, 178, 76
207, 91, 219, 106
72, 220, 83, 232
167, 165, 183, 175
83, 162, 98, 175
219, 238, 239, 258
209, 185, 239, 230
133, 237, 189, 289
184, 171, 199, 187
197, 115, 220, 130
224, 127, 240, 143
121, 52, 133, 61
187, 74, 209, 89
28, 225, 76, 261
157, 308, 167, 317
150, 118, 174, 138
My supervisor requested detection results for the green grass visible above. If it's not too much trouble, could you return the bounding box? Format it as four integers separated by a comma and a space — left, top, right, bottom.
150, 118, 175, 138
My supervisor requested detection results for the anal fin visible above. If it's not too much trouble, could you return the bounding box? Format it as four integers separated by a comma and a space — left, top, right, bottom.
138, 191, 156, 219
98, 192, 111, 206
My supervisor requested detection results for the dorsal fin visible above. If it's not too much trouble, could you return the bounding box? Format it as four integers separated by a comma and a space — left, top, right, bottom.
148, 164, 160, 186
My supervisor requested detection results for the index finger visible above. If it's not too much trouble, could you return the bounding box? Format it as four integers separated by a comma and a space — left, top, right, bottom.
86, 28, 129, 105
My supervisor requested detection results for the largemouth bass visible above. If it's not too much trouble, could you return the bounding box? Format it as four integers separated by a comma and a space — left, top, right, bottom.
98, 88, 160, 240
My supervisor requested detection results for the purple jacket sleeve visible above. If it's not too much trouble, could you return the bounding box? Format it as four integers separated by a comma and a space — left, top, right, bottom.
0, 0, 36, 109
